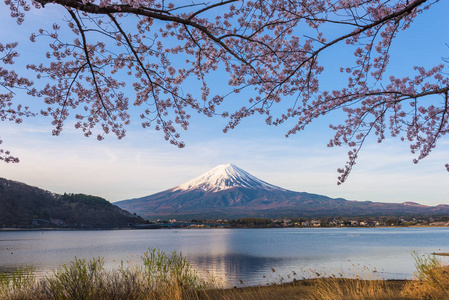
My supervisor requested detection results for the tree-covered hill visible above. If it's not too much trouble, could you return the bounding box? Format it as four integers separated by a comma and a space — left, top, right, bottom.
0, 178, 145, 228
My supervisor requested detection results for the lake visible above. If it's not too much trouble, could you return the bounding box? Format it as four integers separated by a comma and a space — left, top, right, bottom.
1, 227, 448, 286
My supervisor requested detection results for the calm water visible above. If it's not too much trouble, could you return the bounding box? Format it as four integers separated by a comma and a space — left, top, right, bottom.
1, 227, 448, 286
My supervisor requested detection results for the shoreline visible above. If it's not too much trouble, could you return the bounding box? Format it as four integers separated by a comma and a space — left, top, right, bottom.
202, 278, 413, 299
1, 224, 449, 231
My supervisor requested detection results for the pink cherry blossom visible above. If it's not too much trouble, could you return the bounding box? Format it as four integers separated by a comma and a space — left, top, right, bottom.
1, 0, 447, 183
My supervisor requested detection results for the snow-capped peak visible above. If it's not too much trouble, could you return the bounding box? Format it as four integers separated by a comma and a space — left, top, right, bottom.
173, 163, 284, 192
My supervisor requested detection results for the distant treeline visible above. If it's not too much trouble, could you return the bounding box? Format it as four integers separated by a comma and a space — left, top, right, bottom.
227, 218, 273, 227
184, 215, 449, 228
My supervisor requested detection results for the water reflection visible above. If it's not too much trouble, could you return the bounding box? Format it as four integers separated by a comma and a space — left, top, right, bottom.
189, 253, 288, 286
0, 228, 447, 286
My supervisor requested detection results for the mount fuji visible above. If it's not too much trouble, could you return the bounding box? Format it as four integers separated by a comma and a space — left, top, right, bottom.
115, 163, 449, 220
173, 163, 285, 193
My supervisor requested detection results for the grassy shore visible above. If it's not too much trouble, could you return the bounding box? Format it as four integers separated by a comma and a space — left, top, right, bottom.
1, 250, 448, 300
201, 279, 410, 300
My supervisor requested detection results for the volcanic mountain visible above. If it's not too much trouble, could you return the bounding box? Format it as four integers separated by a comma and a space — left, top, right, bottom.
115, 164, 449, 220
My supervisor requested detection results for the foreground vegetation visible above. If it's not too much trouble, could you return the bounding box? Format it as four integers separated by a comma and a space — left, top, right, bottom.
1, 250, 448, 299
0, 249, 206, 300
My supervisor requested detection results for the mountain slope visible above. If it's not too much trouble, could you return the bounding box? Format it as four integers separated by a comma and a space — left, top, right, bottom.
115, 164, 449, 220
0, 178, 144, 228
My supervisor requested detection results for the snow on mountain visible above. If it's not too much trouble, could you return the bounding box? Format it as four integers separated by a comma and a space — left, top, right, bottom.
173, 163, 285, 192
115, 164, 449, 220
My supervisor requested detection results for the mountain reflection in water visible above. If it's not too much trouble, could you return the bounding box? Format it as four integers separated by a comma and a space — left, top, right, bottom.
189, 253, 290, 286
1, 227, 448, 287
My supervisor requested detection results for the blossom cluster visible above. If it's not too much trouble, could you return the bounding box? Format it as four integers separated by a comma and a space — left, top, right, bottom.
1, 0, 447, 181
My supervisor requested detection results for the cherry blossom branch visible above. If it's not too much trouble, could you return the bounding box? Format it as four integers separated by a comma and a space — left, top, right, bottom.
67, 9, 113, 120
35, 0, 250, 65
2, 0, 448, 183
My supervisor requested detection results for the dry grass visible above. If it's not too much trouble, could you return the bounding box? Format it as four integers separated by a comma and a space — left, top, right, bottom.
197, 279, 410, 300
402, 253, 449, 299
1, 250, 448, 300
199, 281, 312, 300
304, 278, 409, 300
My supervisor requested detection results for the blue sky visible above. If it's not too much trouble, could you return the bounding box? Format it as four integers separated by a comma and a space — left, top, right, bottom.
1, 1, 448, 206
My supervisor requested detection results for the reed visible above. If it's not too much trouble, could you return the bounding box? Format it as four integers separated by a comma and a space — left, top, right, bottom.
0, 250, 448, 300
304, 278, 407, 300
0, 265, 36, 299
402, 253, 449, 299
0, 249, 206, 300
